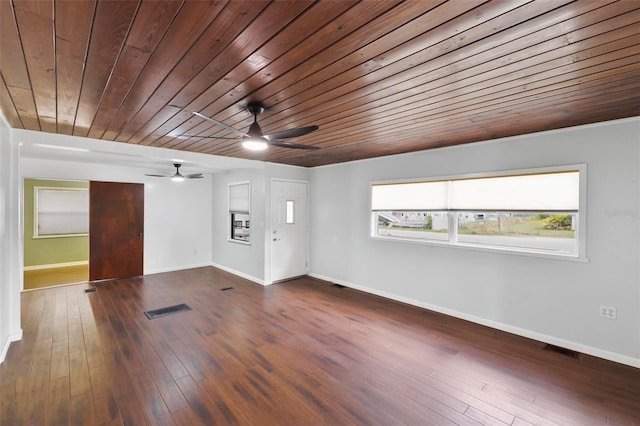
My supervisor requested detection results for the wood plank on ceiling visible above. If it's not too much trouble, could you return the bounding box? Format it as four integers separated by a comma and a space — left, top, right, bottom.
116, 0, 307, 143
0, 73, 23, 128
133, 0, 360, 146
166, 0, 620, 156
255, 1, 640, 142
55, 0, 96, 135
167, 0, 568, 154
0, 0, 40, 130
86, 0, 184, 139
73, 0, 140, 136
256, 4, 640, 156
170, 0, 445, 148
12, 0, 56, 132
0, 0, 638, 167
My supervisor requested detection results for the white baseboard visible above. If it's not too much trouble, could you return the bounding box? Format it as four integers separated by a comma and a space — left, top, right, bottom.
144, 262, 213, 276
307, 272, 640, 369
0, 329, 23, 364
24, 260, 88, 271
210, 262, 265, 286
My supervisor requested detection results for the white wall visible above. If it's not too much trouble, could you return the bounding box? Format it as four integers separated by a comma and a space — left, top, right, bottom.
0, 115, 22, 363
211, 168, 267, 283
309, 118, 640, 367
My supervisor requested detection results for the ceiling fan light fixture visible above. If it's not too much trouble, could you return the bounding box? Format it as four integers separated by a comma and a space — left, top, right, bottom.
195, 104, 319, 151
171, 175, 185, 182
242, 138, 268, 151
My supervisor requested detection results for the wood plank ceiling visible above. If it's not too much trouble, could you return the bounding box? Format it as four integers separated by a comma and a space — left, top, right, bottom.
1, 0, 639, 167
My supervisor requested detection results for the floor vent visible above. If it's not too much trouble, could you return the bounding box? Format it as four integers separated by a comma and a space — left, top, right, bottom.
332, 283, 346, 289
84, 288, 97, 293
544, 344, 581, 359
221, 287, 234, 291
144, 303, 191, 320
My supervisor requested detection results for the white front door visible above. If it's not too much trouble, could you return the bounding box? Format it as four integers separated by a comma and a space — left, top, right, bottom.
270, 180, 308, 282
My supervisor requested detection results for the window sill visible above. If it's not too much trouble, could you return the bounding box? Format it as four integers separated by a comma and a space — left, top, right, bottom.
228, 238, 251, 246
370, 235, 589, 263
33, 233, 88, 239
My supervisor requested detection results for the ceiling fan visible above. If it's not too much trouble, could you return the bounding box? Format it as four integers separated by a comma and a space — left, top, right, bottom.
145, 163, 203, 182
192, 102, 320, 151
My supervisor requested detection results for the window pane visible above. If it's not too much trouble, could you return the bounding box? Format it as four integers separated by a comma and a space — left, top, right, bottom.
229, 182, 250, 242
231, 212, 250, 242
286, 200, 294, 224
457, 212, 576, 253
375, 211, 448, 241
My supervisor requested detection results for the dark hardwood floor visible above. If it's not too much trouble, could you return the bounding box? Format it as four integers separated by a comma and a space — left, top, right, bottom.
1, 267, 639, 425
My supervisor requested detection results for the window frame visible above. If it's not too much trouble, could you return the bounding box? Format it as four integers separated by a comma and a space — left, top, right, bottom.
228, 181, 251, 244
370, 165, 587, 261
33, 186, 89, 239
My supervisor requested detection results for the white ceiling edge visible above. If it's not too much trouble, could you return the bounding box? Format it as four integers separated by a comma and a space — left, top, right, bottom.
13, 128, 265, 173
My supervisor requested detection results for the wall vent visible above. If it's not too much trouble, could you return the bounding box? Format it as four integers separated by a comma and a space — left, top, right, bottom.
544, 344, 581, 359
144, 303, 191, 319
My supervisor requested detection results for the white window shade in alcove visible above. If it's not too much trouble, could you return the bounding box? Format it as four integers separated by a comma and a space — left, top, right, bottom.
35, 187, 89, 237
229, 182, 250, 213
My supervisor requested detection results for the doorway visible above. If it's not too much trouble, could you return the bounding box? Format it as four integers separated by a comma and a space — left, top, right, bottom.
270, 180, 309, 283
23, 179, 89, 290
22, 179, 145, 289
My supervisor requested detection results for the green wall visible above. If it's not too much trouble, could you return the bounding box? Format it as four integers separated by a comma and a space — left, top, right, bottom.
24, 179, 89, 267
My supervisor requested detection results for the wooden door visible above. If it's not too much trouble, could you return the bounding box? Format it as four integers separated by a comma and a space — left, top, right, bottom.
89, 181, 144, 281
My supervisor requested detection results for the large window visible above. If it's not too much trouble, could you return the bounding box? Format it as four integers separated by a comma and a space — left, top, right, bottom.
34, 187, 89, 238
371, 166, 585, 259
229, 182, 250, 243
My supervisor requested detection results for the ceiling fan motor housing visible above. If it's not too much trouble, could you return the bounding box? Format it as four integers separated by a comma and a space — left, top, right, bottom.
247, 103, 264, 115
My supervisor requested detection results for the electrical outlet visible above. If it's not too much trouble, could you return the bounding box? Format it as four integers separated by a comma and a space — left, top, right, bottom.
599, 306, 617, 320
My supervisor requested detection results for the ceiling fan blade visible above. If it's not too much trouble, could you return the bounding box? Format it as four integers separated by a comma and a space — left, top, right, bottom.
264, 125, 319, 140
185, 173, 204, 179
175, 134, 237, 140
193, 112, 248, 138
268, 139, 320, 150
145, 173, 171, 177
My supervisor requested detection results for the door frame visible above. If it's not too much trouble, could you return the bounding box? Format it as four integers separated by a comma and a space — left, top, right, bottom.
266, 178, 309, 285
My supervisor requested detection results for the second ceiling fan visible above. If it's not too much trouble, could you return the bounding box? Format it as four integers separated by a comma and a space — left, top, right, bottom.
193, 103, 320, 151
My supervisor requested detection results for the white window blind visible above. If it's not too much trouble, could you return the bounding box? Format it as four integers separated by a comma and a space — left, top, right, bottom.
229, 182, 250, 213
372, 171, 579, 212
449, 171, 579, 211
36, 188, 89, 237
371, 181, 449, 210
